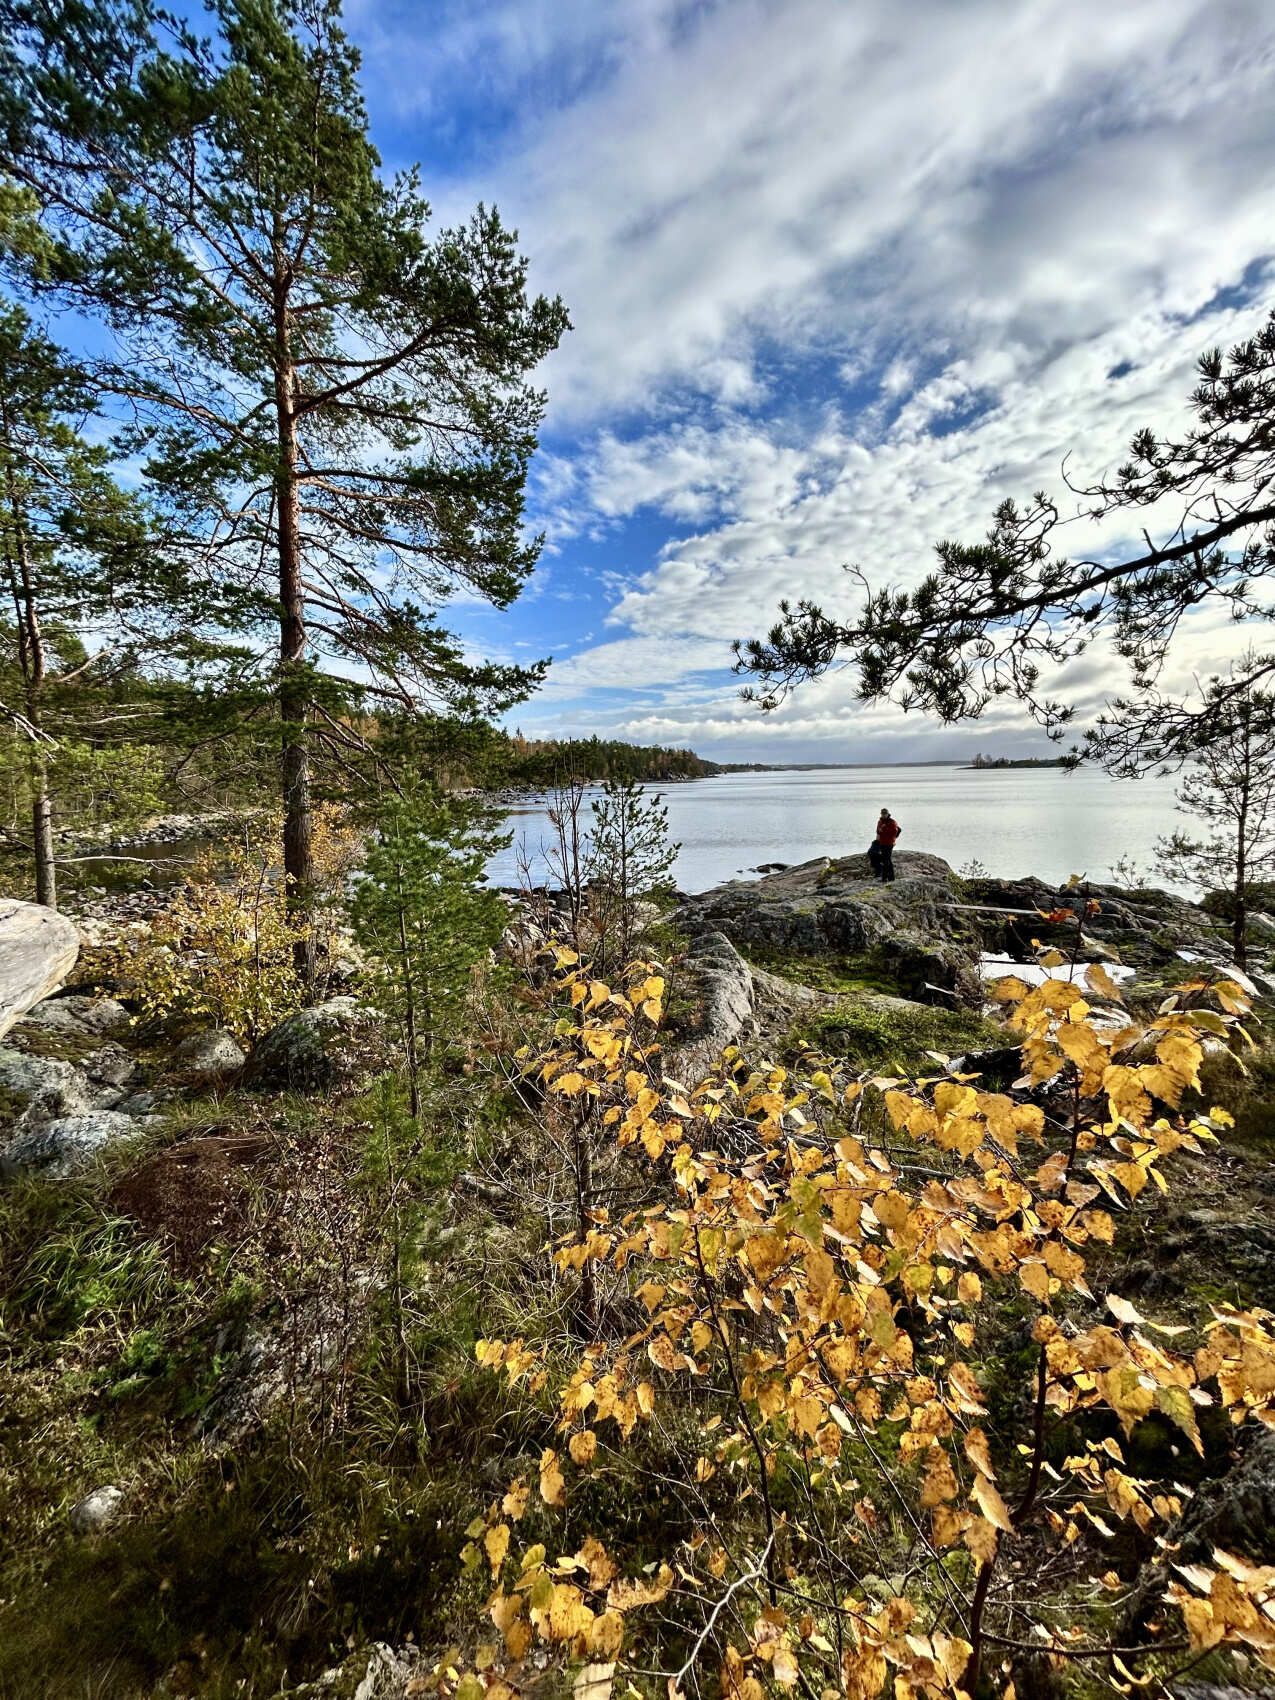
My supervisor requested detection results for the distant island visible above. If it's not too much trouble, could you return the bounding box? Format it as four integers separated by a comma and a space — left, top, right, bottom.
965, 753, 1068, 770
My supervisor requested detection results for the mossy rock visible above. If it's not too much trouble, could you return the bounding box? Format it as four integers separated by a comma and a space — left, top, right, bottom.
789, 989, 1006, 1072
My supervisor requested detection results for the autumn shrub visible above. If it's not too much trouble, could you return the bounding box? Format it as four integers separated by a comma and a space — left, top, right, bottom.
429, 945, 1275, 1700
105, 806, 361, 1041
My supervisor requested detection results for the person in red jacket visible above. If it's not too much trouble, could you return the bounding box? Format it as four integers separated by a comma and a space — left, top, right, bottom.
872, 807, 901, 882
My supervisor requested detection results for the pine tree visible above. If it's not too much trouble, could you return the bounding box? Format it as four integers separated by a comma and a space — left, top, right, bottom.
588, 779, 677, 965
1156, 673, 1275, 969
736, 313, 1275, 771
1, 0, 567, 972
0, 304, 168, 907
349, 782, 508, 1116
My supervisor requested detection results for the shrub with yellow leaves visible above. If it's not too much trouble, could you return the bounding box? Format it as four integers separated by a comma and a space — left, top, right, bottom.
105, 805, 361, 1041
434, 949, 1275, 1700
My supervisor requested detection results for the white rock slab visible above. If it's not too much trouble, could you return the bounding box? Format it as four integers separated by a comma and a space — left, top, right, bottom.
0, 898, 80, 1040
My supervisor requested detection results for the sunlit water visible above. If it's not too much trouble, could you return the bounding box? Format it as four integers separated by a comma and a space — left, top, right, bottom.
488, 764, 1187, 896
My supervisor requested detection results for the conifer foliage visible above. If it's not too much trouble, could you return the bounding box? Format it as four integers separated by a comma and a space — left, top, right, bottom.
0, 0, 567, 969
350, 782, 509, 1114
0, 305, 168, 907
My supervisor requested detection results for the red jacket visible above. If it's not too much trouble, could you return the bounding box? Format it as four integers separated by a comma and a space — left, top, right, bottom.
876, 816, 901, 847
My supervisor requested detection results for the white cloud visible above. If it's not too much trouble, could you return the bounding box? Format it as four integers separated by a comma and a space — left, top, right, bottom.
441, 0, 1275, 424
354, 0, 1275, 757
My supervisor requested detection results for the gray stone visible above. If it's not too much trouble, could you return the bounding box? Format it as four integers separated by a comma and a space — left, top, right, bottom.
69, 1484, 126, 1534
0, 899, 80, 1039
116, 1088, 172, 1115
82, 1041, 141, 1091
2, 1110, 143, 1178
241, 997, 383, 1092
25, 994, 130, 1037
0, 1046, 95, 1127
200, 1283, 373, 1444
352, 1644, 420, 1700
172, 1029, 246, 1080
665, 931, 757, 1077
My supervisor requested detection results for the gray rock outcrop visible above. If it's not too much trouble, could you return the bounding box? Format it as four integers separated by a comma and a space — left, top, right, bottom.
241, 997, 383, 1092
678, 853, 982, 1005
1, 1110, 146, 1178
0, 1047, 96, 1127
172, 1028, 246, 1081
24, 994, 130, 1037
664, 932, 758, 1076
963, 875, 1227, 969
0, 899, 80, 1039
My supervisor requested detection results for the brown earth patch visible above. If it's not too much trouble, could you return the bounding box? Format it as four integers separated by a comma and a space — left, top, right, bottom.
107, 1132, 271, 1271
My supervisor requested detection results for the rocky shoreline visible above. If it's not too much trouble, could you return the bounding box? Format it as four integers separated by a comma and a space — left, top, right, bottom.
5, 841, 1269, 1183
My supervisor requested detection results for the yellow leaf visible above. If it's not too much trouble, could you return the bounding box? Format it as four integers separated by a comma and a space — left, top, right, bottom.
570, 1430, 598, 1467
1086, 962, 1123, 1001
608, 1563, 674, 1609
963, 1427, 995, 1479
963, 1513, 1000, 1564
971, 1474, 1014, 1533
574, 1662, 616, 1700
484, 1523, 510, 1576
1106, 1294, 1145, 1328
590, 1611, 625, 1659
502, 1479, 530, 1521
540, 1448, 565, 1506
921, 1450, 959, 1507
772, 1646, 799, 1688
641, 1123, 667, 1161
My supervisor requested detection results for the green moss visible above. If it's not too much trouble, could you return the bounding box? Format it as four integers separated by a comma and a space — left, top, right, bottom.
738, 943, 899, 997
788, 990, 1007, 1073
6, 1023, 102, 1065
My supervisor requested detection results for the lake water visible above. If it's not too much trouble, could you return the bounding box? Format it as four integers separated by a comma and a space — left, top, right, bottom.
490, 764, 1187, 895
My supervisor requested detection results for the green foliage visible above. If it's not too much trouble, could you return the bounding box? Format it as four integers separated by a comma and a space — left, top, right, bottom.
587, 778, 678, 966
1156, 673, 1275, 967
0, 732, 164, 832
3, 0, 568, 933
350, 782, 509, 1100
0, 304, 175, 905
501, 731, 715, 786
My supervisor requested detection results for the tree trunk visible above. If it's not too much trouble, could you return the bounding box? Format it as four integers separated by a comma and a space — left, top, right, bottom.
1234, 731, 1250, 971
274, 278, 314, 984
31, 771, 56, 909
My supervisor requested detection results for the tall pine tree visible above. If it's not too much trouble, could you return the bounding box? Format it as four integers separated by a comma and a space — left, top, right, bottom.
1, 0, 567, 974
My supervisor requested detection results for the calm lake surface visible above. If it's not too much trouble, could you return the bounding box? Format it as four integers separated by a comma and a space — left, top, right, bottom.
490, 764, 1186, 895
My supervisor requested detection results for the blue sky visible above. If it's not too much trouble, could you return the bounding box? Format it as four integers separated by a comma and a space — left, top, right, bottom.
166, 1, 1275, 760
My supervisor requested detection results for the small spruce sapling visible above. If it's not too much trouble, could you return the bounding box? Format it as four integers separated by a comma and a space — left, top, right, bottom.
349, 784, 509, 1115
